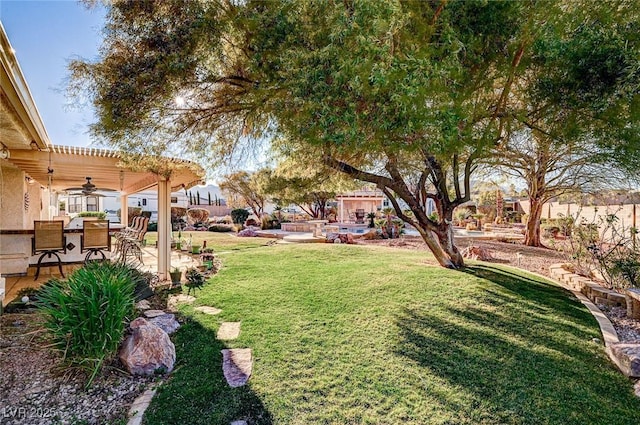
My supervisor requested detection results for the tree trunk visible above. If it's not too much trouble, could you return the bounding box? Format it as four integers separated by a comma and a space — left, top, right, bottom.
415, 224, 463, 268
524, 197, 543, 246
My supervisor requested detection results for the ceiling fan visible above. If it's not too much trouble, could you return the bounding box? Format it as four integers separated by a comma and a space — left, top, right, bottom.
64, 177, 117, 195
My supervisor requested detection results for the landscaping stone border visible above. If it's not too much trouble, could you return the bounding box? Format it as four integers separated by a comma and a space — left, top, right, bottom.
127, 385, 158, 425
549, 264, 640, 378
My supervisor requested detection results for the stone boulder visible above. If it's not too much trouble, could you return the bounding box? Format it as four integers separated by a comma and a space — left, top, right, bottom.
148, 313, 180, 335
608, 343, 640, 378
119, 318, 175, 376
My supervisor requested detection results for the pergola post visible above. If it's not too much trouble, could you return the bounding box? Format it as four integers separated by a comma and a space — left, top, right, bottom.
340, 198, 344, 222
120, 194, 128, 226
157, 176, 171, 281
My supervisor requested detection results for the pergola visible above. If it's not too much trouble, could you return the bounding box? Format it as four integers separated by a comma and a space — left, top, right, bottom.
3, 145, 205, 280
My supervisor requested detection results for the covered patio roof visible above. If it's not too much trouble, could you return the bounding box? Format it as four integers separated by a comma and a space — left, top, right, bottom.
5, 145, 204, 195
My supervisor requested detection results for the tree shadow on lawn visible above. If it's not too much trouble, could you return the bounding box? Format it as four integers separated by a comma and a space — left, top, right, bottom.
394, 264, 640, 425
143, 318, 272, 425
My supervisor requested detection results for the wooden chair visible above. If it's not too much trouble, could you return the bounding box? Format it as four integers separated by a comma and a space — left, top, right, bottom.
81, 220, 111, 263
32, 220, 67, 280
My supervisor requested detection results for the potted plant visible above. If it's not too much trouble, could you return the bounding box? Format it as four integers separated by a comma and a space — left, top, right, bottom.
367, 212, 376, 228
185, 267, 205, 295
170, 267, 182, 285
191, 244, 202, 254
200, 248, 215, 270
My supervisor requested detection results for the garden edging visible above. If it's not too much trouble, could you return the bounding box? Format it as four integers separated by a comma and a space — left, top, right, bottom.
548, 263, 640, 379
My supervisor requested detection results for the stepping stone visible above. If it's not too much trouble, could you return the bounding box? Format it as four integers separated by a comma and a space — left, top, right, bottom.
221, 348, 252, 388
127, 385, 157, 425
143, 309, 165, 318
230, 421, 248, 425
148, 314, 180, 334
194, 306, 222, 315
167, 294, 196, 312
217, 322, 241, 340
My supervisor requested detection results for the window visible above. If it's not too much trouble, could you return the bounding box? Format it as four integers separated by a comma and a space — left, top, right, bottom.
170, 196, 178, 204
86, 196, 98, 212
68, 196, 83, 213
142, 198, 147, 206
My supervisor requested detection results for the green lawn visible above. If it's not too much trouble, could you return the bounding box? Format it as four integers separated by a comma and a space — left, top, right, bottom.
143, 231, 270, 252
144, 238, 640, 425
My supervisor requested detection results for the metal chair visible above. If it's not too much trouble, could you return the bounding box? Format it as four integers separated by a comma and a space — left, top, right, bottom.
32, 220, 67, 280
118, 217, 150, 265
81, 220, 111, 263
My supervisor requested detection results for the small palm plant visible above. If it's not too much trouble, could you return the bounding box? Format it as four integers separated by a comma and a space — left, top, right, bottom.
184, 267, 206, 295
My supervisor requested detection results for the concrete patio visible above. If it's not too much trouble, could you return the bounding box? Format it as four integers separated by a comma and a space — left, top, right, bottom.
2, 246, 199, 307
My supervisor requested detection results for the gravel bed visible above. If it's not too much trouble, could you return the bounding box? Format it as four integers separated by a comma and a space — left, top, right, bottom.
0, 313, 154, 425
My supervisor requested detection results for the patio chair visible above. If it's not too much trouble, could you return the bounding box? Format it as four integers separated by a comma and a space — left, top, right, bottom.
32, 220, 67, 280
355, 209, 365, 224
113, 216, 142, 255
118, 216, 150, 265
81, 220, 111, 263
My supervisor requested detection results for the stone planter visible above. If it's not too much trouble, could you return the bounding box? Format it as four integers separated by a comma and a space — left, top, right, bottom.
191, 245, 202, 254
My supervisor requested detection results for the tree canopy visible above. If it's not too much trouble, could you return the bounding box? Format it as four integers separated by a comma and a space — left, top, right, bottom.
73, 0, 640, 267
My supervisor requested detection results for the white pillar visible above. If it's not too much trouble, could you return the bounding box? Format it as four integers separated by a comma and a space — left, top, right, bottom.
340, 198, 344, 223
157, 177, 171, 281
120, 195, 129, 226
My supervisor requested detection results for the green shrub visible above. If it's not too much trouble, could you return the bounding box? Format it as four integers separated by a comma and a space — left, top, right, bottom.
77, 211, 107, 219
231, 208, 250, 224
36, 262, 136, 386
185, 267, 206, 295
147, 221, 158, 231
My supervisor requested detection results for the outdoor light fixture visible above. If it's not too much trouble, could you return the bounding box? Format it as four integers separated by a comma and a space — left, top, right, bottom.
0, 143, 9, 159
119, 170, 125, 191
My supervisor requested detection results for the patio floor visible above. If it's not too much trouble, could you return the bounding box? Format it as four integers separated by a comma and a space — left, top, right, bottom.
2, 246, 199, 307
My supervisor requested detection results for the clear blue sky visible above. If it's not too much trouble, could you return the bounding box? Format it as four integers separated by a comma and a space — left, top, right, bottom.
0, 0, 105, 147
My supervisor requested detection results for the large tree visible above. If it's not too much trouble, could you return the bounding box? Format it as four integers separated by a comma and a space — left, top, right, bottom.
485, 17, 640, 247
219, 170, 270, 218
264, 164, 356, 220
73, 0, 639, 268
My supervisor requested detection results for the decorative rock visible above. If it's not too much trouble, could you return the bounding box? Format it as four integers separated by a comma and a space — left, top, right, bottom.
167, 294, 196, 312
217, 322, 241, 340
119, 318, 175, 376
461, 245, 494, 261
194, 306, 222, 315
148, 314, 180, 334
143, 310, 166, 318
625, 288, 640, 319
231, 421, 248, 425
608, 343, 640, 378
221, 348, 252, 387
635, 380, 640, 398
136, 300, 152, 310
